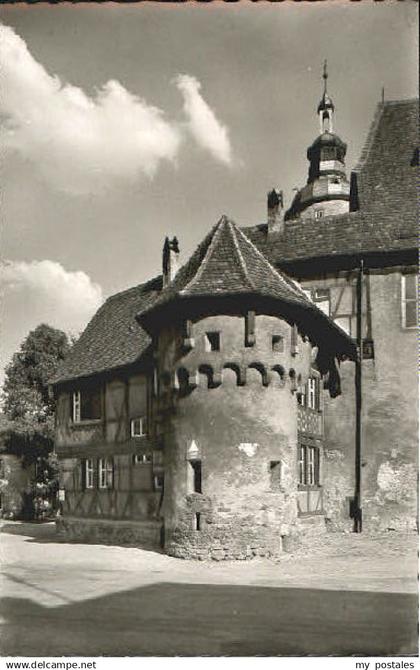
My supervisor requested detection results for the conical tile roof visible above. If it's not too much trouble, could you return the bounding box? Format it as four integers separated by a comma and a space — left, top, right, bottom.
139, 216, 356, 360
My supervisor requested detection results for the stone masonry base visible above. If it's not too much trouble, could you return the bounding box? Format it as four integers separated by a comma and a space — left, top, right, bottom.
56, 516, 162, 549
56, 514, 329, 558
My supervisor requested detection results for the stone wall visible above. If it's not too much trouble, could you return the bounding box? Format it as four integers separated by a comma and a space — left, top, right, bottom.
56, 515, 162, 548
157, 313, 314, 559
303, 268, 418, 532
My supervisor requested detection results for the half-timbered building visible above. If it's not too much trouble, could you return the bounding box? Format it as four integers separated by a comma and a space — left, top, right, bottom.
52, 78, 418, 557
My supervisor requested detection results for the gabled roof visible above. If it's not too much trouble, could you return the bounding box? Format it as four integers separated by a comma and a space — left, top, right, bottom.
51, 276, 162, 386
244, 99, 418, 268
139, 216, 356, 359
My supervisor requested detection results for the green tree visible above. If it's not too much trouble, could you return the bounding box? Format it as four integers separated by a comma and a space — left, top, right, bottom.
1, 324, 72, 519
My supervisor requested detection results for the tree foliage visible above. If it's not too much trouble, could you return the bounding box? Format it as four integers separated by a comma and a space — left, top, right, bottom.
2, 324, 71, 454
1, 324, 72, 519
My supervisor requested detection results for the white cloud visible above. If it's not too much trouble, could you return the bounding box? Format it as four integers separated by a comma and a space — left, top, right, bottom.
175, 74, 232, 165
1, 260, 103, 384
0, 25, 233, 194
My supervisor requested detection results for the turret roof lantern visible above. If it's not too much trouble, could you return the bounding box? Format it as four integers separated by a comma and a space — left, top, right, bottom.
317, 92, 335, 114
317, 60, 335, 114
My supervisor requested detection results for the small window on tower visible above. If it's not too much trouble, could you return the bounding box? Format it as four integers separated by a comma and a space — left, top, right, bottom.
188, 460, 202, 494
269, 461, 281, 490
204, 332, 220, 352
272, 335, 284, 352
315, 210, 324, 219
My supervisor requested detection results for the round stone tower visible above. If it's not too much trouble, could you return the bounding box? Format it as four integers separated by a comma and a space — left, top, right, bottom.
139, 217, 356, 560
156, 313, 312, 560
286, 61, 350, 221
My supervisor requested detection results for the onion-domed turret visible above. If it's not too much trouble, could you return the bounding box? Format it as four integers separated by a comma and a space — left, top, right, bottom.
285, 62, 350, 221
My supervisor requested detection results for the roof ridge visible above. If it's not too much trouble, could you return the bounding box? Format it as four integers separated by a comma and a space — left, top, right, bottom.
227, 219, 256, 291
106, 275, 162, 303
234, 223, 312, 303
181, 217, 226, 294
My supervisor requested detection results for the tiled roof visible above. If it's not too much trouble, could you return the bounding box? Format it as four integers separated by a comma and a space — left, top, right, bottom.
51, 276, 162, 385
243, 99, 418, 266
354, 99, 418, 215
143, 216, 313, 308
140, 216, 356, 358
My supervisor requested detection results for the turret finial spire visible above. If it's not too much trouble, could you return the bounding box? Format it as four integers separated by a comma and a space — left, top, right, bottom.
317, 60, 334, 133
323, 59, 328, 95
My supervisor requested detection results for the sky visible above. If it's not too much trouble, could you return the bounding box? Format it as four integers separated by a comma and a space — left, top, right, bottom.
0, 2, 418, 388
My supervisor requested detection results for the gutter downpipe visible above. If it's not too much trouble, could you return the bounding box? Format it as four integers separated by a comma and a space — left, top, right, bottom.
353, 258, 364, 532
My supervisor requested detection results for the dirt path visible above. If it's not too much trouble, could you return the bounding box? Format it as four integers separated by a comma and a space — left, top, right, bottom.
0, 522, 417, 656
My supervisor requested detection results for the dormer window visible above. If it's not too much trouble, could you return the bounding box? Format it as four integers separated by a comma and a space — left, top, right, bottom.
72, 388, 102, 423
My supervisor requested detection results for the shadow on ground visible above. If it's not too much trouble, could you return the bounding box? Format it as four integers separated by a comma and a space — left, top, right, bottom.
0, 581, 417, 657
0, 522, 57, 543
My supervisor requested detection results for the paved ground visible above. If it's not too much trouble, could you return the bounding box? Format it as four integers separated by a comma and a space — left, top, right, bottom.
0, 521, 418, 656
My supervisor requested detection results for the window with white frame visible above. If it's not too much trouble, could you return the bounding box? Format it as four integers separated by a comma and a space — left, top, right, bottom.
132, 453, 152, 465
85, 459, 94, 489
131, 417, 147, 437
98, 458, 113, 489
73, 391, 81, 423
298, 444, 320, 486
297, 376, 319, 410
72, 388, 101, 423
402, 274, 418, 329
307, 447, 316, 485
298, 446, 306, 485
307, 378, 318, 410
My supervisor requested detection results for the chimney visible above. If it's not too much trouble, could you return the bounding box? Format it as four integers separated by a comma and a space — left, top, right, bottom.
267, 189, 284, 235
162, 236, 180, 287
